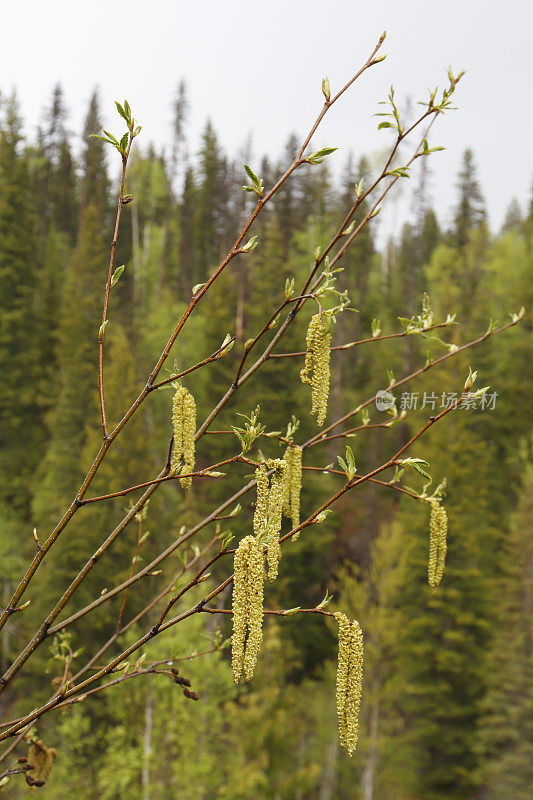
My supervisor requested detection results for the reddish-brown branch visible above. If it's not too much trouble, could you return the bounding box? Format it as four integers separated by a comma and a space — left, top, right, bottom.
98, 135, 134, 438
269, 321, 453, 358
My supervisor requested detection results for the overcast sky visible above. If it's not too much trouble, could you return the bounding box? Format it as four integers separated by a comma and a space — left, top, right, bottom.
1, 0, 531, 238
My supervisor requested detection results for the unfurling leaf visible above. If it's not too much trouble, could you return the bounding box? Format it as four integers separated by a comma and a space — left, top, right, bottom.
337, 445, 356, 480
464, 366, 478, 391
285, 277, 295, 299
241, 235, 259, 253
306, 146, 338, 165
110, 265, 125, 287
397, 457, 431, 481
218, 333, 234, 357
284, 607, 301, 616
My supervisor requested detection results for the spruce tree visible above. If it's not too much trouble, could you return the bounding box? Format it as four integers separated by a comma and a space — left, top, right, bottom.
452, 148, 486, 250
0, 95, 43, 510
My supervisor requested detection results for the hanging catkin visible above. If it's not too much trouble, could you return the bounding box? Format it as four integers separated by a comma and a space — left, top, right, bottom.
232, 536, 264, 683
170, 384, 196, 490
428, 500, 448, 590
253, 463, 269, 536
334, 612, 364, 756
252, 459, 286, 581
265, 459, 286, 581
282, 445, 302, 535
300, 314, 331, 426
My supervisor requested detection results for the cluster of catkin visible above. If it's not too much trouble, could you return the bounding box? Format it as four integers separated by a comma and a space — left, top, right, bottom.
232, 448, 304, 682
254, 459, 287, 582
300, 314, 331, 426
334, 612, 364, 756
282, 444, 302, 534
231, 536, 264, 683
171, 384, 196, 490
428, 500, 448, 590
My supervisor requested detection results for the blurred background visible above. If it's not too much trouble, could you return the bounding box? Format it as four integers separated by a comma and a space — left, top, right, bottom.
0, 2, 531, 798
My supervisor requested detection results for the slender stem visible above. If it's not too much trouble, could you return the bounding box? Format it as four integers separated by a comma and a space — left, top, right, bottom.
202, 607, 334, 618
269, 321, 453, 358
98, 136, 133, 438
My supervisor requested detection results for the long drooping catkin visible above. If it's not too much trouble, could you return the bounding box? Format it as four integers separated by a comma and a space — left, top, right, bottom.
232, 536, 265, 683
300, 314, 331, 426
252, 459, 286, 581
253, 464, 269, 537
170, 384, 196, 490
282, 445, 302, 535
334, 612, 364, 756
266, 459, 286, 581
428, 500, 448, 590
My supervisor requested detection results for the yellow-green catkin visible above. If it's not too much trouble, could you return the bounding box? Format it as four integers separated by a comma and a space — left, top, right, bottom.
232, 536, 265, 683
252, 460, 286, 581
265, 459, 286, 581
282, 445, 302, 536
428, 500, 448, 590
253, 464, 269, 536
334, 612, 364, 756
170, 385, 196, 490
300, 314, 331, 426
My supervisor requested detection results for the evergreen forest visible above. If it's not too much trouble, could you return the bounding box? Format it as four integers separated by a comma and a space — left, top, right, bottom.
0, 72, 531, 799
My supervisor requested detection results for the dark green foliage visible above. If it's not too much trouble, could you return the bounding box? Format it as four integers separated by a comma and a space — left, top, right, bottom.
0, 96, 43, 509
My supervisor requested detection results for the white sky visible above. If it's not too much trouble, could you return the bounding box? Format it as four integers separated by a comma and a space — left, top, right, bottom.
1, 0, 531, 238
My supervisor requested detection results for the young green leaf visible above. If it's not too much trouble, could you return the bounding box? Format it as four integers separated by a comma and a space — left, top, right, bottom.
306, 146, 338, 165
241, 235, 258, 253
284, 277, 295, 299
338, 445, 356, 480
397, 457, 431, 481
464, 367, 478, 391
115, 101, 129, 124
110, 265, 125, 287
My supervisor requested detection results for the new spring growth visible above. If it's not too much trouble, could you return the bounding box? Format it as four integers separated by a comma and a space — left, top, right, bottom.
428, 500, 448, 591
334, 612, 364, 756
282, 445, 302, 535
300, 314, 332, 426
232, 536, 264, 683
253, 460, 287, 581
170, 384, 196, 490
